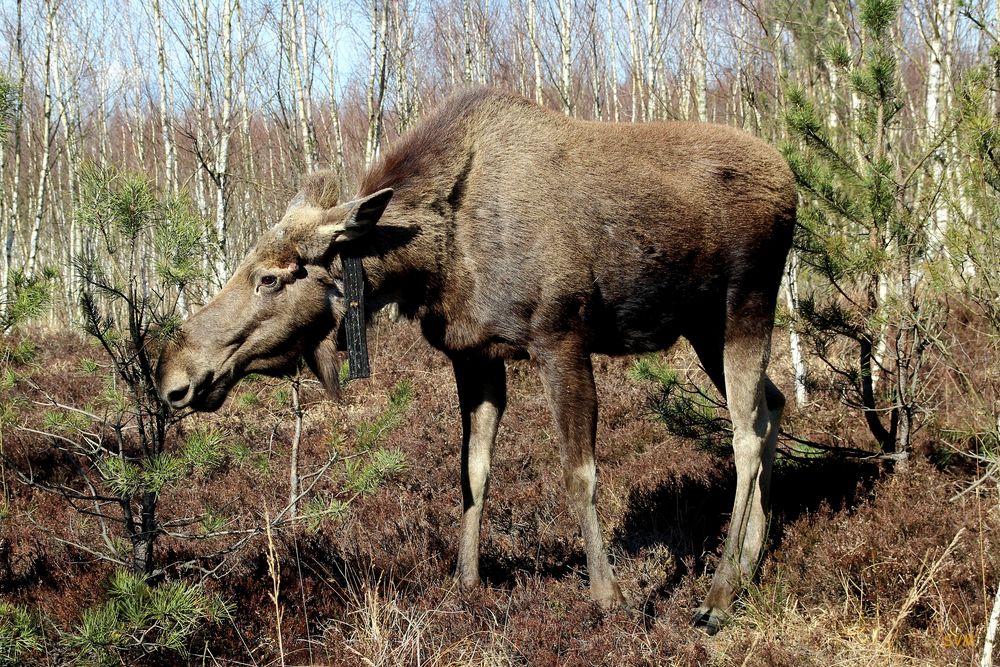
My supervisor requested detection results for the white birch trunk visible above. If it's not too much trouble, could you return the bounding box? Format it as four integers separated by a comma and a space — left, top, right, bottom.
872, 272, 889, 388
188, 0, 211, 294
829, 1, 864, 164
128, 35, 146, 169
982, 476, 1000, 667
995, 0, 1000, 117
153, 0, 179, 195
319, 7, 348, 193
462, 0, 474, 82
0, 0, 25, 312
0, 129, 6, 302
924, 0, 954, 256
236, 0, 255, 236
692, 0, 707, 122
588, 0, 602, 119
288, 0, 316, 171
392, 0, 416, 131
625, 0, 641, 121
605, 0, 620, 122
645, 0, 659, 119
365, 0, 388, 166
825, 4, 842, 131
53, 21, 83, 318
514, 22, 528, 98
95, 56, 111, 164
26, 0, 57, 279
213, 0, 236, 285
298, 0, 318, 162
559, 0, 574, 115
731, 1, 750, 130
478, 0, 490, 83
445, 14, 458, 87
528, 0, 544, 105
783, 251, 809, 406
330, 100, 347, 193
983, 564, 1000, 666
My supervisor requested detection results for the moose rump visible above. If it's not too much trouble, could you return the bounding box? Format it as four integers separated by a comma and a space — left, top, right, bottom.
156, 89, 796, 633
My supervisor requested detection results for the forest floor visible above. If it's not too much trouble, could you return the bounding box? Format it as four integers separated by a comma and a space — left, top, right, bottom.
2, 320, 997, 666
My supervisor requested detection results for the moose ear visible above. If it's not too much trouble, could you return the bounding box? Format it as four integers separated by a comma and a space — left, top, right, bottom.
306, 337, 340, 400
315, 188, 393, 247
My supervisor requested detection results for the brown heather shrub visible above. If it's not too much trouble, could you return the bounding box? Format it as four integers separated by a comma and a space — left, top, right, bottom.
2, 321, 998, 665
766, 459, 997, 662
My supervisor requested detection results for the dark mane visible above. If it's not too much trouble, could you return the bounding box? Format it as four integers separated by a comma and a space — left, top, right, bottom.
358, 88, 506, 197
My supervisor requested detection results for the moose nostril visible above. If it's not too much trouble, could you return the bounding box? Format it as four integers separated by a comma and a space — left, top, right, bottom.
166, 384, 190, 405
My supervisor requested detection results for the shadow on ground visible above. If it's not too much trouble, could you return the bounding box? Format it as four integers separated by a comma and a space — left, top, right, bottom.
611, 453, 885, 590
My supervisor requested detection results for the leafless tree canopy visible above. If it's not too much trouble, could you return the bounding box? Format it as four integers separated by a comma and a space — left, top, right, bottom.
0, 0, 993, 310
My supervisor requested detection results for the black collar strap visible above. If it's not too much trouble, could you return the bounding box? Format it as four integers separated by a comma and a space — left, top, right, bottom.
341, 255, 370, 380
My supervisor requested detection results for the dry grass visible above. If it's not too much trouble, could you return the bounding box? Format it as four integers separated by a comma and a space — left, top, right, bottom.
1, 320, 998, 666
323, 571, 520, 667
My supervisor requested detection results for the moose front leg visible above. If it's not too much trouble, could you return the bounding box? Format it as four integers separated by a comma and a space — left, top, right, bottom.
452, 354, 506, 589
537, 339, 625, 608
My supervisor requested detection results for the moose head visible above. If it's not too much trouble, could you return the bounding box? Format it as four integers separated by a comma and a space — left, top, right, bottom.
156, 175, 392, 411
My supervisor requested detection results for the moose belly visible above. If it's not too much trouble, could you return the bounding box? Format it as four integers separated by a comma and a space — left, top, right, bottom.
587, 273, 725, 356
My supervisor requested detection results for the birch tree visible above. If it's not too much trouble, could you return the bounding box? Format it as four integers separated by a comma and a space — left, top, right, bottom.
605, 0, 620, 121
783, 252, 809, 406
211, 0, 237, 285
691, 0, 707, 121
151, 0, 179, 195
558, 0, 574, 115
391, 0, 418, 132
25, 0, 58, 279
0, 0, 25, 311
586, 0, 602, 119
185, 0, 211, 231
285, 0, 318, 171
624, 0, 643, 120
51, 6, 87, 313
527, 0, 544, 105
234, 0, 257, 246
365, 0, 389, 165
921, 0, 957, 254
644, 0, 660, 119
317, 5, 348, 192
462, 0, 475, 81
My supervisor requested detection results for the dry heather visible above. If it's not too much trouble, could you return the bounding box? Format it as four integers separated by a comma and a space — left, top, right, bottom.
1, 320, 997, 666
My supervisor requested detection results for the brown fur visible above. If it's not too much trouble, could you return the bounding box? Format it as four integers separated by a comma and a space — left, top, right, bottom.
157, 88, 796, 629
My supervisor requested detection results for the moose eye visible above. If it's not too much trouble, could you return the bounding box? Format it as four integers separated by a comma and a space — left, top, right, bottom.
259, 275, 278, 288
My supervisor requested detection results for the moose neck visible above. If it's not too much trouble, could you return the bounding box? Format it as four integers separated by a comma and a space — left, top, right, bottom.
351, 203, 445, 321
349, 121, 474, 322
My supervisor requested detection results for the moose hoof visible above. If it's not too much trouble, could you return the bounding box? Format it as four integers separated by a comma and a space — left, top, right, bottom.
455, 573, 481, 591
691, 607, 727, 635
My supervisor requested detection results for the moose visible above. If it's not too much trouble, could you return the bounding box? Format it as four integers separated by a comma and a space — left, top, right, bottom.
157, 88, 796, 632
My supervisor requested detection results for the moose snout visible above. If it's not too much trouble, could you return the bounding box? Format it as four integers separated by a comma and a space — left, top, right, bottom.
158, 367, 195, 409
157, 362, 214, 410
163, 380, 191, 407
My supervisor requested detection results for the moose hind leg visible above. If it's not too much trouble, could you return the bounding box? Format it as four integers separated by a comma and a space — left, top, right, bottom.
452, 355, 506, 589
693, 331, 782, 634
537, 340, 624, 608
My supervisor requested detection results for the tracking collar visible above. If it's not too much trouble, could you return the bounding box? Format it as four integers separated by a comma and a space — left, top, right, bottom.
341, 254, 370, 380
